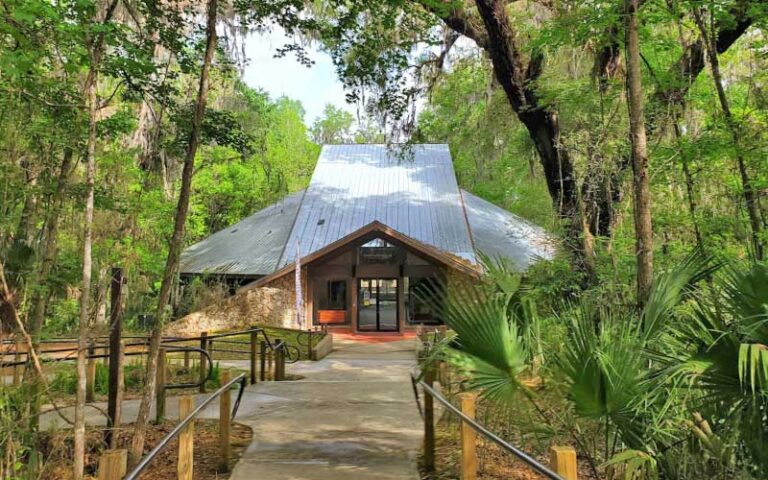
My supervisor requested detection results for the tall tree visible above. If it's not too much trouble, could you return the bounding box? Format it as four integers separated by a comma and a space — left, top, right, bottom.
129, 0, 219, 465
310, 104, 354, 144
74, 1, 119, 476
692, 7, 764, 260
625, 0, 654, 304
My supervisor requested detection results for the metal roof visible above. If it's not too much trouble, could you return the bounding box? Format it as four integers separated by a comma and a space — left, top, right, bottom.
277, 144, 477, 267
461, 190, 555, 269
179, 190, 304, 276
179, 144, 555, 277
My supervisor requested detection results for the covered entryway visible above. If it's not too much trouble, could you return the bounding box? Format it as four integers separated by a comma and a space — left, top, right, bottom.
357, 278, 398, 332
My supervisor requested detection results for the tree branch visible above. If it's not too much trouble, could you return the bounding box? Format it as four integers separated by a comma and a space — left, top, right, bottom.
415, 0, 489, 49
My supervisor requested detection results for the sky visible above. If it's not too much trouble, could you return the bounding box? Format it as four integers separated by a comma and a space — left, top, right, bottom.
240, 29, 355, 125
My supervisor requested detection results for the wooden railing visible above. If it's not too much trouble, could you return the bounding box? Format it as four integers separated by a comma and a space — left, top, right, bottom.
412, 367, 578, 480
97, 371, 248, 480
1, 327, 297, 452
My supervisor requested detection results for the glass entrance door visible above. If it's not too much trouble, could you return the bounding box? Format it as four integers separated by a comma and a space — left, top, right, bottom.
357, 278, 398, 332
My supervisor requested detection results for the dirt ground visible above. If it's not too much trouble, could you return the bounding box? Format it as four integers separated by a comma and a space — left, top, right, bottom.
39, 420, 253, 479
419, 417, 595, 480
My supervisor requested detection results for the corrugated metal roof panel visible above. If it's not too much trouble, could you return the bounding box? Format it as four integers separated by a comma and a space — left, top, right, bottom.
277, 144, 477, 266
461, 190, 555, 269
179, 190, 304, 276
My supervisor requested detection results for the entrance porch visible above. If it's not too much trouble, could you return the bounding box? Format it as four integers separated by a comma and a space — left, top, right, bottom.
307, 237, 446, 334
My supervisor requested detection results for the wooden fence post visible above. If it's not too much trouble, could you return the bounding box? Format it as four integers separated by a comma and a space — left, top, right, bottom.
105, 340, 125, 448
183, 350, 190, 370
549, 446, 578, 480
423, 364, 436, 474
86, 342, 97, 402
13, 339, 22, 386
106, 267, 125, 448
259, 340, 267, 382
459, 392, 478, 480
218, 370, 232, 472
249, 327, 258, 385
155, 348, 166, 423
199, 332, 208, 393
177, 395, 195, 480
274, 340, 285, 381
305, 330, 313, 360
97, 448, 127, 480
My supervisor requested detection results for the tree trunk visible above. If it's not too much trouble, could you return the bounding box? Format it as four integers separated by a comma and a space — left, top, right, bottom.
73, 2, 119, 477
693, 8, 763, 260
673, 121, 704, 250
74, 62, 98, 480
129, 0, 218, 466
625, 0, 654, 306
27, 148, 73, 340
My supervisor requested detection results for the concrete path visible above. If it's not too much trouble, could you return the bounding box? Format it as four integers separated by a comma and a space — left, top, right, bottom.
40, 336, 423, 480
229, 336, 422, 480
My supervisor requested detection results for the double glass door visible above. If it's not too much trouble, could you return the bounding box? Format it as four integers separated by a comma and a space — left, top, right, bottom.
358, 279, 398, 332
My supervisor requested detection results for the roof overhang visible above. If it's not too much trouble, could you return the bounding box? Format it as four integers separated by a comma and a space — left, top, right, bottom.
244, 221, 482, 290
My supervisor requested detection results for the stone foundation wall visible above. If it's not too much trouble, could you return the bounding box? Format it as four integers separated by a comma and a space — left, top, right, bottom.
164, 269, 307, 337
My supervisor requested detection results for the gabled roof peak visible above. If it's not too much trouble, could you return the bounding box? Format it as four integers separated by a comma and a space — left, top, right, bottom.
278, 144, 477, 267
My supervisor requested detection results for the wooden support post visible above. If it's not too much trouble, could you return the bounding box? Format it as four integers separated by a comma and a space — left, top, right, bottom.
97, 448, 127, 480
199, 332, 208, 393
183, 350, 190, 370
86, 342, 97, 403
267, 350, 273, 381
155, 348, 166, 423
423, 364, 436, 473
177, 395, 195, 480
13, 339, 22, 386
274, 339, 285, 381
106, 267, 124, 448
259, 340, 267, 382
218, 370, 232, 472
249, 327, 258, 385
105, 340, 125, 448
549, 446, 578, 480
459, 392, 478, 480
306, 330, 313, 360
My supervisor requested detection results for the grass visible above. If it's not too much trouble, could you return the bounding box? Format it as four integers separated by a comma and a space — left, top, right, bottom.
47, 360, 244, 402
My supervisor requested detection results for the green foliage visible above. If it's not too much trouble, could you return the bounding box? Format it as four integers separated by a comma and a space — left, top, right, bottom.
441, 250, 768, 477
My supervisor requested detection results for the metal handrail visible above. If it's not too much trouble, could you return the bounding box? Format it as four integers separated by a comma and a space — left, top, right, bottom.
412, 372, 565, 480
161, 345, 213, 390
124, 372, 248, 480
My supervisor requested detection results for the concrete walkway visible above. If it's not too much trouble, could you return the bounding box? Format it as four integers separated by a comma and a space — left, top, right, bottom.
40, 336, 423, 479
229, 337, 422, 480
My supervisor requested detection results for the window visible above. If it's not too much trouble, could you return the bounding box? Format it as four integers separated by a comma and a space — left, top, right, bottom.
359, 238, 402, 264
406, 277, 443, 325
318, 280, 347, 311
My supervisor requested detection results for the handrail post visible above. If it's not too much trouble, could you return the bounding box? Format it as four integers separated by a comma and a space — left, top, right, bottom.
87, 341, 97, 403
259, 340, 267, 382
249, 327, 258, 384
177, 395, 195, 480
155, 348, 166, 423
97, 449, 127, 480
423, 364, 436, 474
459, 392, 478, 480
274, 339, 285, 381
199, 332, 208, 393
218, 370, 232, 472
549, 446, 577, 480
